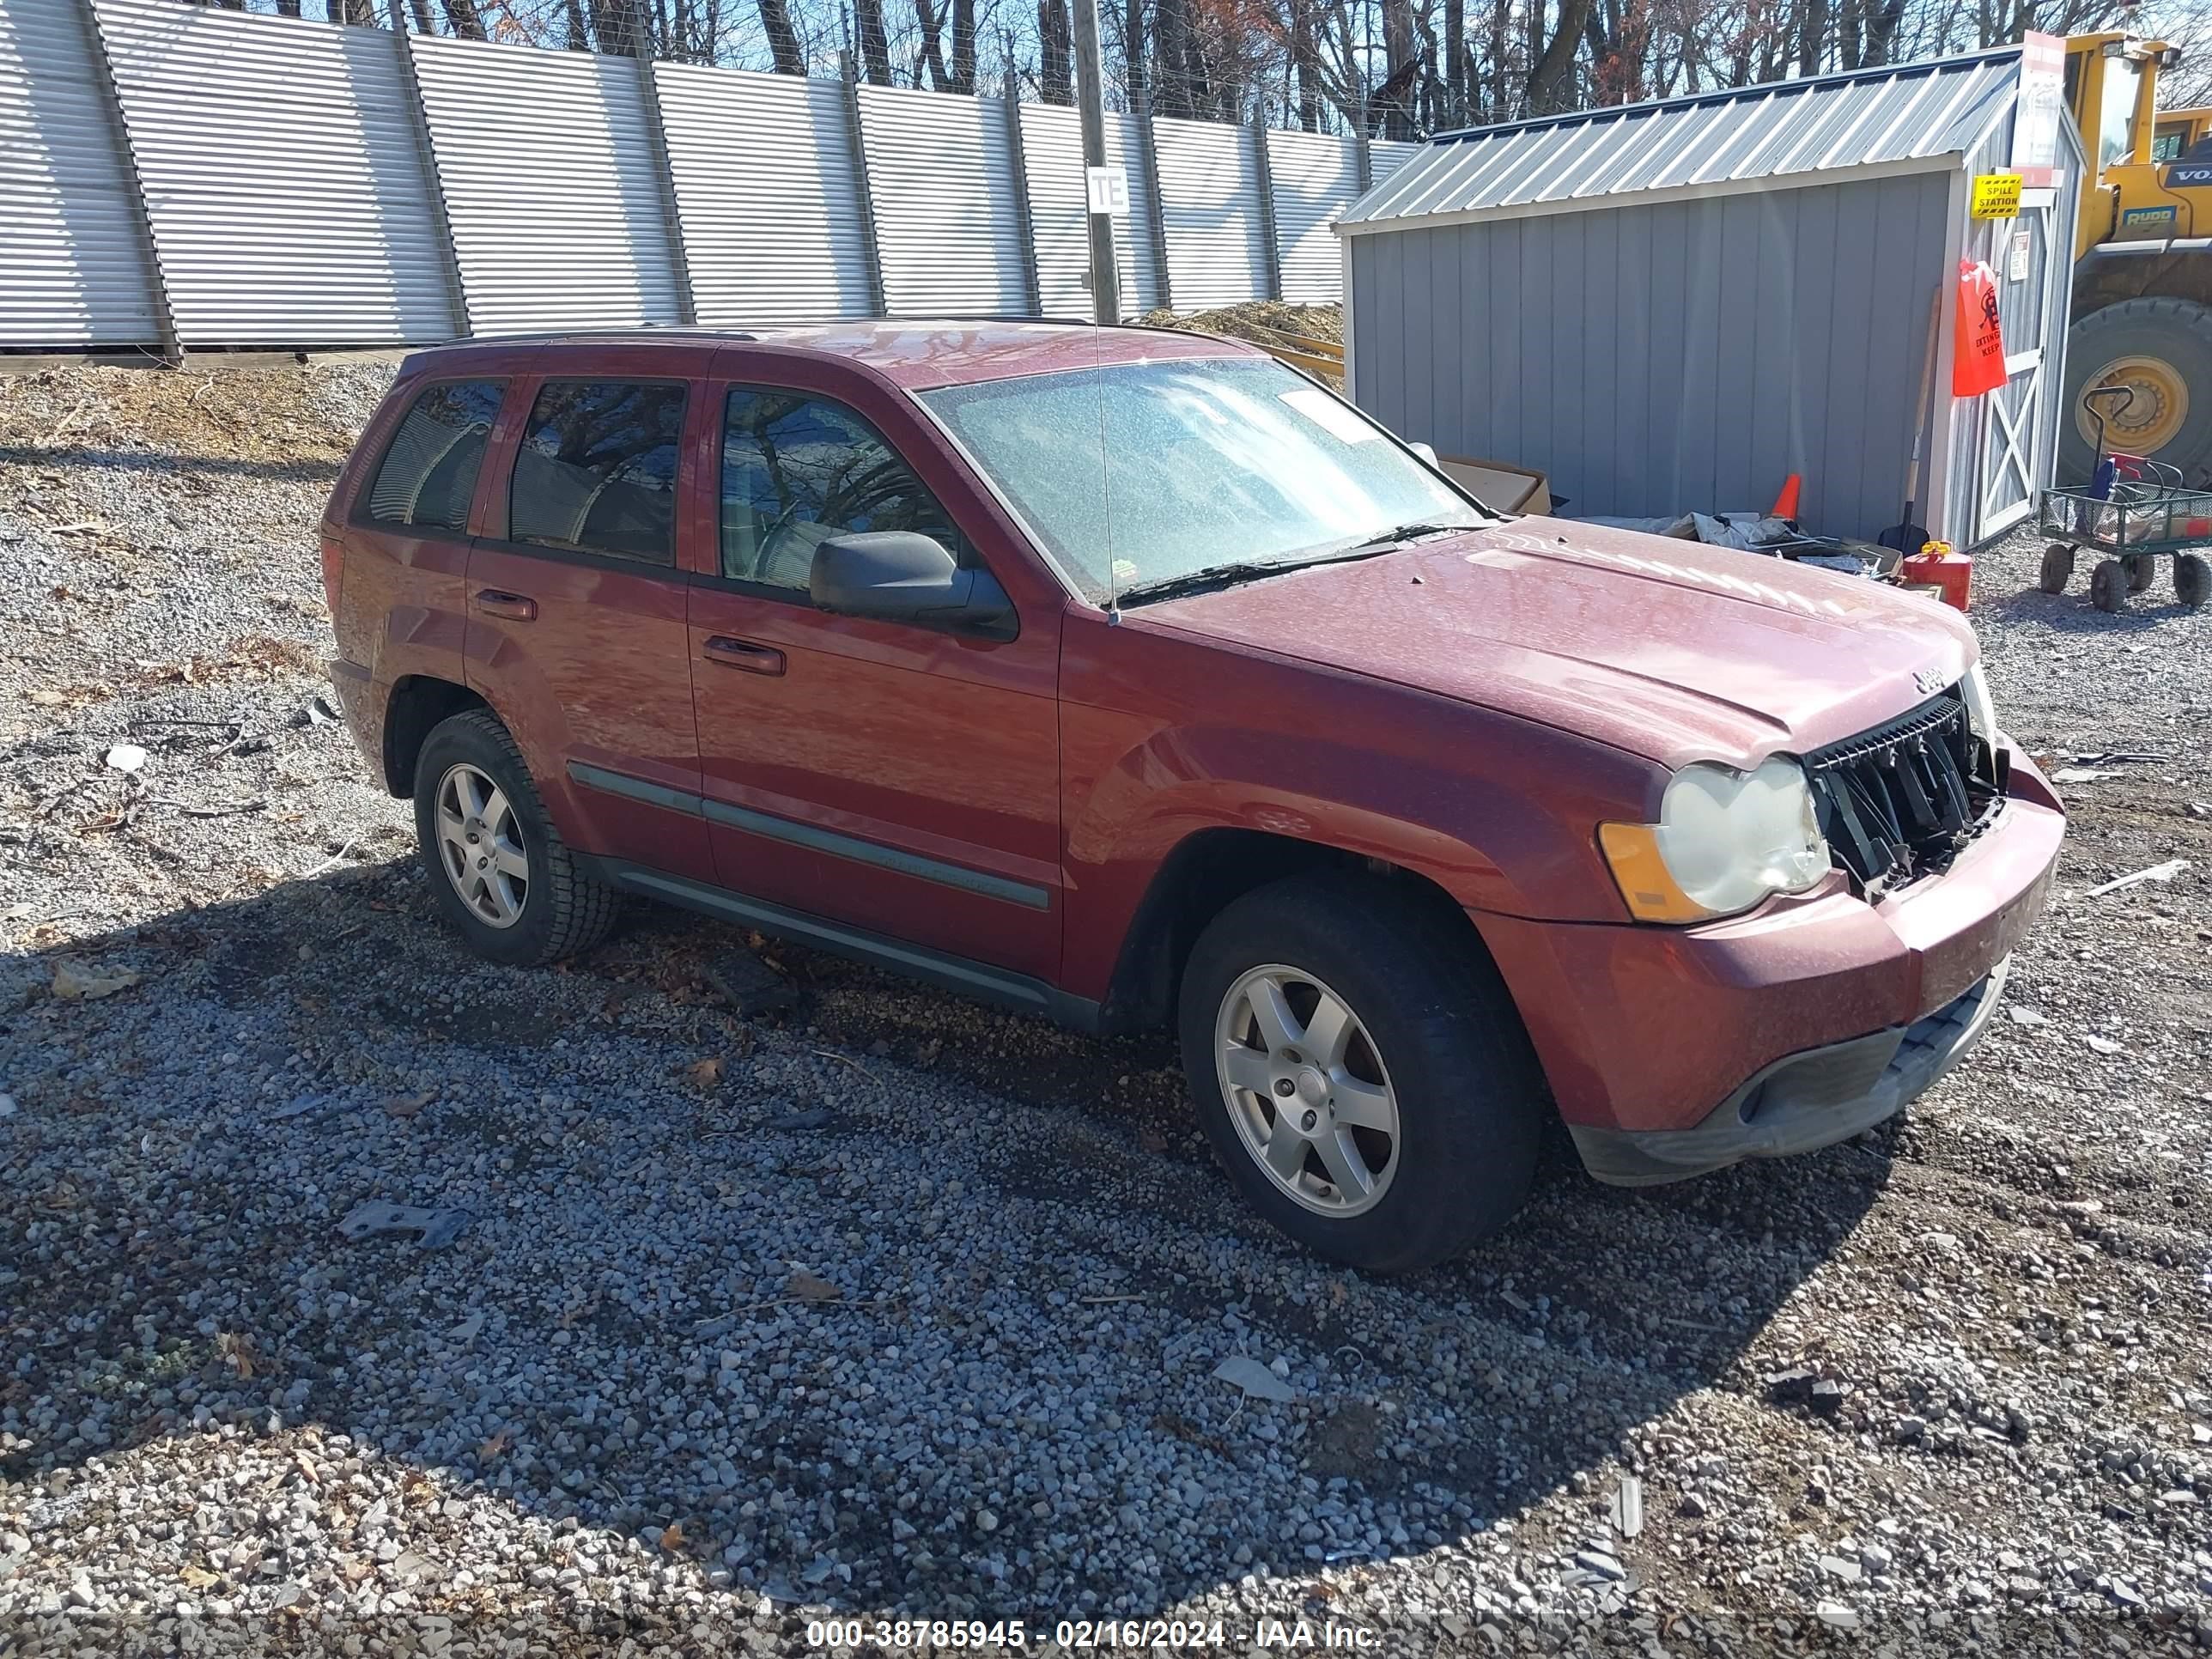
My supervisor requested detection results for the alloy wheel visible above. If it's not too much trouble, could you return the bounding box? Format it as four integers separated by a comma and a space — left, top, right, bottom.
434, 762, 529, 929
1213, 963, 1401, 1218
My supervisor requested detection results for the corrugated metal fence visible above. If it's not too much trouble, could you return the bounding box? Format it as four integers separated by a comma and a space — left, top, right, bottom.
3, 0, 1406, 355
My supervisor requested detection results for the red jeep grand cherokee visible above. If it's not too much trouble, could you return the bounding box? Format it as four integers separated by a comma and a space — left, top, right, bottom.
323, 322, 2063, 1272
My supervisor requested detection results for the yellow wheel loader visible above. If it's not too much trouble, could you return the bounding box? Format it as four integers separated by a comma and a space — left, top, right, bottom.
2063, 33, 2212, 479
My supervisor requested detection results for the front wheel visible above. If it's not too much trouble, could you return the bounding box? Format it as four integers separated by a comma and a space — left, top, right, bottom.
2039, 543, 2075, 594
2178, 553, 2211, 610
2090, 557, 2130, 614
412, 709, 619, 966
1176, 873, 1546, 1273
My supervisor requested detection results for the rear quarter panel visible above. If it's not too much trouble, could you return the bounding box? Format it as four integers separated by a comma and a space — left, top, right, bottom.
325, 374, 471, 782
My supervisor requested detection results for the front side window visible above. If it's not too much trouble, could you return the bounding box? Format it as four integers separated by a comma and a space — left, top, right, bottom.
719, 390, 960, 589
918, 356, 1479, 600
363, 379, 503, 532
510, 380, 687, 566
2100, 58, 2142, 171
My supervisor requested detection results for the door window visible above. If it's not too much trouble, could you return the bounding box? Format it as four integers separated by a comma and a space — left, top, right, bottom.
362, 380, 504, 532
510, 380, 687, 566
719, 390, 961, 589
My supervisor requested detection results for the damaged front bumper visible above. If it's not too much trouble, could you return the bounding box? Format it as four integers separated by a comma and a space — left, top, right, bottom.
1567, 955, 2009, 1186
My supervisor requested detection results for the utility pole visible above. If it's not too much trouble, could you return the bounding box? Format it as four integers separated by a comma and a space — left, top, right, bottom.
1071, 0, 1122, 324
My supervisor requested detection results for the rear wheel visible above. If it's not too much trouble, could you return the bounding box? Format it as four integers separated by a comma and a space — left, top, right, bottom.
2124, 553, 2158, 593
1176, 872, 1546, 1273
2039, 543, 2075, 594
2063, 298, 2212, 481
412, 709, 619, 966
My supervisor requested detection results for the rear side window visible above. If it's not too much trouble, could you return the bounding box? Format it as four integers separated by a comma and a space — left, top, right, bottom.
509, 380, 687, 566
720, 390, 961, 588
362, 380, 503, 532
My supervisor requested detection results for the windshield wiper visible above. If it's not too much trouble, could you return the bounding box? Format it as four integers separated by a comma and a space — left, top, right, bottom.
1115, 546, 1398, 606
1346, 519, 1481, 552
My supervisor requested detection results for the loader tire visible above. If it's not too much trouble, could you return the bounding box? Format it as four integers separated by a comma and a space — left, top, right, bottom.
2063, 297, 2212, 482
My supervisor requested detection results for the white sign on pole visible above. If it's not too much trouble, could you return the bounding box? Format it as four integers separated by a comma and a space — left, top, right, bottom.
2014, 31, 2066, 187
1085, 165, 1130, 216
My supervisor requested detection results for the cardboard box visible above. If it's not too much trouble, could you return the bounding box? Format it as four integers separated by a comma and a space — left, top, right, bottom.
1437, 455, 1552, 515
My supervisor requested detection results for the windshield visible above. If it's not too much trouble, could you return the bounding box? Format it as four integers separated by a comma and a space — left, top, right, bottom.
916, 356, 1484, 602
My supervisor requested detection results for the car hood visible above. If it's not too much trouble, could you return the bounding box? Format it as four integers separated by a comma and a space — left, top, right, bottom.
1138, 517, 1979, 769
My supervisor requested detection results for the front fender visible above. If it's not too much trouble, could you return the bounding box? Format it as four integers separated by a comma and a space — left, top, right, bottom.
1057, 616, 1664, 1003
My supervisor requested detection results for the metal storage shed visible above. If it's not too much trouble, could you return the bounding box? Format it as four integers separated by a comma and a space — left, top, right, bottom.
1338, 46, 2086, 547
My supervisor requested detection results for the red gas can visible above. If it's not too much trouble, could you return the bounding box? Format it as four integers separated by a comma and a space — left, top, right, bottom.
1899, 542, 1972, 612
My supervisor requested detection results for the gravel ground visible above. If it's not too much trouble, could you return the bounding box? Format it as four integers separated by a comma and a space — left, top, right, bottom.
1, 361, 2209, 1658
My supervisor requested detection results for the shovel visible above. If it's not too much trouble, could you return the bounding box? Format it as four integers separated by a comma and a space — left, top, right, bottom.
1878, 292, 1942, 556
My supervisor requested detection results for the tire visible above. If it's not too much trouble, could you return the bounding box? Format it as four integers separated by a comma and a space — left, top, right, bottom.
2062, 297, 2212, 482
2090, 557, 2130, 614
2179, 553, 2211, 610
1176, 872, 1546, 1273
2124, 553, 2158, 593
2039, 543, 2075, 595
411, 708, 619, 966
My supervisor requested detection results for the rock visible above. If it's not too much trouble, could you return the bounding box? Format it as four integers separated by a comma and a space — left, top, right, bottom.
1573, 1549, 1627, 1582
1609, 1474, 1644, 1539
1766, 1366, 1818, 1403
1678, 1493, 1708, 1519
1212, 1356, 1296, 1402
1820, 1554, 1863, 1583
103, 742, 147, 773
1815, 1601, 1861, 1632
1810, 1378, 1847, 1416
703, 949, 798, 1017
1895, 1415, 1927, 1443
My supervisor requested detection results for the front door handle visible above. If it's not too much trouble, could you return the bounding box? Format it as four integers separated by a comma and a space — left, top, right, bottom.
702, 636, 787, 676
474, 589, 537, 621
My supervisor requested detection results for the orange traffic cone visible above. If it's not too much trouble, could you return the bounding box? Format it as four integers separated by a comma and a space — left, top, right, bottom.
1769, 473, 1802, 520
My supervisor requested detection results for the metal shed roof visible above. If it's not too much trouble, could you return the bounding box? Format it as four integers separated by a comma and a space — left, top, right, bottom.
1340, 46, 2022, 233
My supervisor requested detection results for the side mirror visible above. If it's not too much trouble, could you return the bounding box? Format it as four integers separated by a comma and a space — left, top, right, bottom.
809, 531, 1018, 640
1407, 441, 1441, 468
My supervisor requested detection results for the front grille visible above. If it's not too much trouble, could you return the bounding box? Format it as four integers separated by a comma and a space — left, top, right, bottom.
1804, 691, 2002, 895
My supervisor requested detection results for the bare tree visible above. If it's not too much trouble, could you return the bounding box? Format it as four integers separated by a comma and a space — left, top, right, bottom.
1039, 0, 1075, 99
758, 0, 805, 69
858, 0, 895, 80
1527, 0, 1593, 112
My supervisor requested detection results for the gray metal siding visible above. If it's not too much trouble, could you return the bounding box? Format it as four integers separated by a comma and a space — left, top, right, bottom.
412, 34, 681, 336
655, 64, 872, 325
0, 0, 161, 346
859, 85, 1029, 317
1369, 139, 1422, 186
1266, 130, 1360, 304
1356, 169, 1952, 540
94, 1, 456, 346
1344, 48, 2016, 228
1154, 117, 1269, 309
1018, 102, 1160, 319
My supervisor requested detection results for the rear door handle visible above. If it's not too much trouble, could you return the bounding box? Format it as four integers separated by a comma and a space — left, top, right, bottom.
702, 636, 787, 676
474, 589, 537, 621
